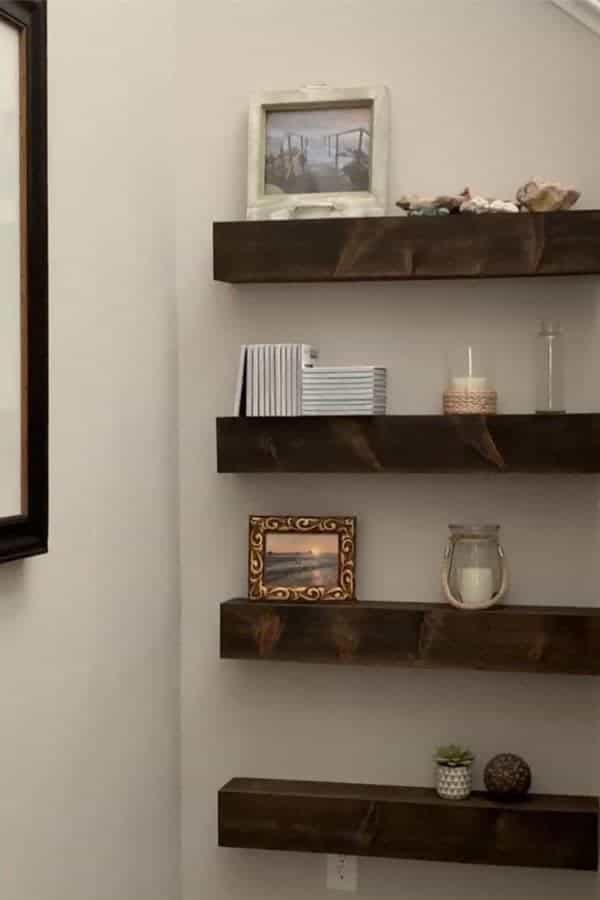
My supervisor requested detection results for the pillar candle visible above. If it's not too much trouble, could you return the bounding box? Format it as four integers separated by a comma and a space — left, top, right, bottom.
459, 567, 494, 608
451, 376, 489, 393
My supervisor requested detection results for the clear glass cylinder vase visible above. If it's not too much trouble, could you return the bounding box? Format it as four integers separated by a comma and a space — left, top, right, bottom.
535, 321, 565, 413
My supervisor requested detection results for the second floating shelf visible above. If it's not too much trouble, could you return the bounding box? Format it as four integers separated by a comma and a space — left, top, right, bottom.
217, 414, 600, 473
221, 599, 600, 676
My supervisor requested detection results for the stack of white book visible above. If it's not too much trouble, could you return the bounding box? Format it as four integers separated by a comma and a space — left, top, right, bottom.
302, 366, 387, 415
234, 344, 318, 416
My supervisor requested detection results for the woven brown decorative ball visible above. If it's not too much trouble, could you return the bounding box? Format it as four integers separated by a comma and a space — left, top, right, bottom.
484, 754, 531, 799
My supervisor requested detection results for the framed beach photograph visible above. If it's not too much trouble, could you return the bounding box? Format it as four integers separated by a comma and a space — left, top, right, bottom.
247, 85, 389, 220
248, 515, 356, 602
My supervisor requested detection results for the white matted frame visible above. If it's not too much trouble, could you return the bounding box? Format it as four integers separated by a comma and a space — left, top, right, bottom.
247, 84, 389, 220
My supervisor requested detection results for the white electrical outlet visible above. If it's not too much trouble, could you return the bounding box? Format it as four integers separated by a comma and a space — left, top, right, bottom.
326, 854, 358, 892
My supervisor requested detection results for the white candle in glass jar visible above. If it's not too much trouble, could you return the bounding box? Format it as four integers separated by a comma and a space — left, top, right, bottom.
451, 376, 489, 393
459, 567, 494, 608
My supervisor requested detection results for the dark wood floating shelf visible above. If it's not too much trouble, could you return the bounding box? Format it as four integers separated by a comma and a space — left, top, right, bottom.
217, 414, 600, 474
221, 599, 600, 675
219, 778, 599, 871
213, 211, 600, 283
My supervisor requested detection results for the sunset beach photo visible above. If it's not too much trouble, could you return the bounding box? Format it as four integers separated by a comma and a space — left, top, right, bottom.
263, 532, 340, 588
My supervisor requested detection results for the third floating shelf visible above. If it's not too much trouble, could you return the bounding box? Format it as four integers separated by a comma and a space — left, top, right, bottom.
219, 777, 598, 871
221, 599, 600, 676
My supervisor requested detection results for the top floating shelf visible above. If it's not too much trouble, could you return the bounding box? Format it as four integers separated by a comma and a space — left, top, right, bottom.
213, 211, 600, 283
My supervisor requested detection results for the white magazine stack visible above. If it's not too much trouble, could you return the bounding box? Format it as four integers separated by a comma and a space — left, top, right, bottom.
234, 344, 318, 416
302, 367, 387, 415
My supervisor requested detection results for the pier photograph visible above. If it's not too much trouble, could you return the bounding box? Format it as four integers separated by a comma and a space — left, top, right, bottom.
264, 105, 371, 195
263, 532, 340, 588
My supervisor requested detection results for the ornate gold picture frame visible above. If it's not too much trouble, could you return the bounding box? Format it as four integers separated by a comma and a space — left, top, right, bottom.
248, 515, 356, 603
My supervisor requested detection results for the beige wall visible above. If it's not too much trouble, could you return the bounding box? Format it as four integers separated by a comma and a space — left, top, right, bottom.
178, 1, 600, 898
0, 0, 180, 898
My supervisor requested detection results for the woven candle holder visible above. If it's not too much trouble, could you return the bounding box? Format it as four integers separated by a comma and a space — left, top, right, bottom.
443, 390, 497, 415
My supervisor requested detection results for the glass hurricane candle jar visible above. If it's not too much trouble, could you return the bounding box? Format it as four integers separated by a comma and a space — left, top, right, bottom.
442, 524, 509, 610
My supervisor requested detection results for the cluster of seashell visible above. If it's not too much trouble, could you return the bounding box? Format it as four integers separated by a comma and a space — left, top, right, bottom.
459, 196, 519, 215
396, 178, 580, 216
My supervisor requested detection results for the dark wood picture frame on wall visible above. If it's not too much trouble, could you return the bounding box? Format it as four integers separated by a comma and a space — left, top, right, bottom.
248, 516, 357, 603
0, 0, 47, 563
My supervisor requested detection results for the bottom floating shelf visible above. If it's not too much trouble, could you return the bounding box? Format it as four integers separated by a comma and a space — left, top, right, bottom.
218, 778, 599, 871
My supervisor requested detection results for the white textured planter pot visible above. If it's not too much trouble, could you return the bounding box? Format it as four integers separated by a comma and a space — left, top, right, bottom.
436, 763, 472, 800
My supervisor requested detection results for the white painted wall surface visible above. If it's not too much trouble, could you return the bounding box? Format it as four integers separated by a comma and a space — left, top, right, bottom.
178, 1, 600, 899
0, 0, 180, 898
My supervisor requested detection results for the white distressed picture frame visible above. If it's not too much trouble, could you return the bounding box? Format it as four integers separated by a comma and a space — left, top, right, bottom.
247, 84, 389, 220
551, 0, 600, 36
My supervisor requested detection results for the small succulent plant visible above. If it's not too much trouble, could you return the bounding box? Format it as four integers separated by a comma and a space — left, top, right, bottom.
435, 744, 475, 767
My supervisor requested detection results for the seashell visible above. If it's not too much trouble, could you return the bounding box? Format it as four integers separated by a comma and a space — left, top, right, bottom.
396, 188, 470, 213
516, 177, 580, 212
460, 195, 491, 214
460, 196, 519, 214
489, 199, 519, 214
407, 207, 450, 216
